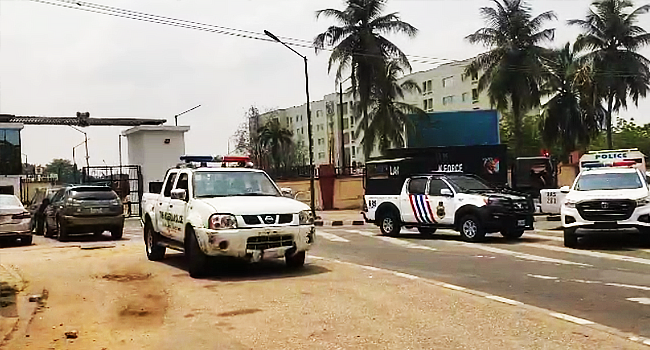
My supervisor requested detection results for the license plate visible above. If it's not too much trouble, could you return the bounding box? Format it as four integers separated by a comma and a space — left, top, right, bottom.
90, 208, 104, 214
517, 219, 526, 227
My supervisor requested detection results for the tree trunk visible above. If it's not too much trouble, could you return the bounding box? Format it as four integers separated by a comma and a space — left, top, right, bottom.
606, 95, 614, 149
512, 101, 524, 157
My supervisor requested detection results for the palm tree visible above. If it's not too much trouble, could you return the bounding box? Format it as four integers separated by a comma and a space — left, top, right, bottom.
361, 60, 428, 156
257, 119, 294, 170
540, 43, 603, 155
313, 0, 418, 143
569, 0, 650, 149
464, 0, 556, 155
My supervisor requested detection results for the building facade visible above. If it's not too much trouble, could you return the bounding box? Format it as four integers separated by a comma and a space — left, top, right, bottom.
253, 58, 494, 167
0, 123, 24, 196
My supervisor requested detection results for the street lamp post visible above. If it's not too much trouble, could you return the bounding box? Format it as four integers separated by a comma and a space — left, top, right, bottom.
69, 126, 90, 168
72, 140, 86, 183
174, 105, 202, 126
264, 30, 316, 218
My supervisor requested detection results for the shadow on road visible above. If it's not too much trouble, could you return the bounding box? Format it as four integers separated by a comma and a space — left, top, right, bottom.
159, 252, 331, 282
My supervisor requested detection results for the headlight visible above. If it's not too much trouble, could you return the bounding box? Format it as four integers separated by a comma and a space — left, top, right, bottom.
636, 197, 650, 206
299, 210, 314, 225
67, 198, 81, 207
208, 214, 237, 230
110, 199, 121, 206
484, 197, 506, 206
564, 200, 577, 209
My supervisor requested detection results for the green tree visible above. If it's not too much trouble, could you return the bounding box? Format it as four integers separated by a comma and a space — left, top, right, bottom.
45, 159, 76, 184
361, 60, 428, 156
465, 0, 556, 156
257, 119, 294, 170
589, 117, 650, 154
569, 0, 650, 148
539, 43, 603, 156
313, 0, 418, 152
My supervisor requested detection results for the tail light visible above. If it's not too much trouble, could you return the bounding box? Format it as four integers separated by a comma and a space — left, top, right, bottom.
12, 212, 31, 220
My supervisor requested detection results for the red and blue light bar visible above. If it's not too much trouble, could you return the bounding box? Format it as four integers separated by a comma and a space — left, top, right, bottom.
180, 155, 250, 163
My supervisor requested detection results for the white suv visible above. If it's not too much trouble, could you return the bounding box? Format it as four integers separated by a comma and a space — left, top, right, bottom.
561, 167, 650, 248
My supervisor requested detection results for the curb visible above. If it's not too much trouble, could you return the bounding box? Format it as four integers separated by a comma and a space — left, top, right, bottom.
315, 220, 366, 227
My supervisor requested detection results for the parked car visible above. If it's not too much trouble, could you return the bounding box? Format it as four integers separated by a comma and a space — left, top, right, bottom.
27, 187, 61, 235
44, 185, 125, 241
0, 194, 33, 245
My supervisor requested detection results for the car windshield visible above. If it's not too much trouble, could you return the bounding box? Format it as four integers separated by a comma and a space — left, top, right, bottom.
194, 171, 280, 197
0, 195, 23, 208
446, 176, 493, 193
574, 172, 644, 191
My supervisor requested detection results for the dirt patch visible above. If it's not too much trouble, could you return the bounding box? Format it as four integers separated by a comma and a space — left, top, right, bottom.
217, 308, 262, 317
102, 273, 152, 282
117, 292, 167, 326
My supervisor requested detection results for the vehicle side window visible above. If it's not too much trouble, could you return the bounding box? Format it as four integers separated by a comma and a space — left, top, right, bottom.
163, 173, 178, 198
408, 178, 428, 194
429, 179, 450, 195
175, 173, 189, 195
51, 189, 65, 203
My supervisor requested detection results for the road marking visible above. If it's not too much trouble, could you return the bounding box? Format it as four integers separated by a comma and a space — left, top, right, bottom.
358, 265, 382, 272
523, 242, 650, 266
392, 272, 420, 280
527, 274, 559, 280
606, 283, 650, 291
317, 231, 350, 242
525, 233, 564, 242
549, 313, 594, 325
460, 243, 591, 266
346, 229, 375, 236
485, 295, 523, 306
627, 297, 650, 305
570, 279, 603, 284
441, 283, 466, 291
375, 236, 437, 251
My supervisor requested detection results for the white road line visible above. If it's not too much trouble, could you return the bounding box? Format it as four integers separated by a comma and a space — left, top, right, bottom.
524, 233, 564, 242
606, 283, 650, 291
527, 274, 559, 280
317, 231, 350, 243
441, 283, 466, 291
644, 339, 650, 346
375, 236, 437, 251
626, 297, 650, 305
345, 229, 375, 237
459, 243, 591, 266
549, 313, 594, 325
392, 272, 420, 280
523, 242, 650, 266
485, 295, 523, 306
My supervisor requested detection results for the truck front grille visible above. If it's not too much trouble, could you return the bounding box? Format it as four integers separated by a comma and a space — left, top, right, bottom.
246, 235, 294, 250
242, 215, 261, 225
241, 214, 294, 225
577, 200, 635, 221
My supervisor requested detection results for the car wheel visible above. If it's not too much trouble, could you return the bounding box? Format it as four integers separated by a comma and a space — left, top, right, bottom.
501, 229, 524, 239
564, 228, 578, 248
186, 228, 208, 278
110, 226, 123, 240
459, 215, 486, 242
144, 222, 166, 261
418, 227, 437, 236
378, 211, 401, 237
57, 219, 69, 242
286, 250, 306, 268
21, 235, 33, 246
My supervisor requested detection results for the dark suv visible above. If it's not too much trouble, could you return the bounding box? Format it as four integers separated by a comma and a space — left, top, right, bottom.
45, 186, 124, 241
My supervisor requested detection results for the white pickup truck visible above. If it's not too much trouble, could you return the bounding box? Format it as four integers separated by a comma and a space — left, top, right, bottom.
141, 157, 315, 277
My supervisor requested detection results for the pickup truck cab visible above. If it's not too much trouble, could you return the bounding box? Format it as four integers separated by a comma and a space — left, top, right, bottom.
364, 173, 534, 241
141, 157, 315, 277
561, 164, 650, 248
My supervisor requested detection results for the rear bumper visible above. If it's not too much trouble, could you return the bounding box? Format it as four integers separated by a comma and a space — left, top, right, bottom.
61, 215, 125, 232
194, 225, 315, 260
0, 220, 32, 237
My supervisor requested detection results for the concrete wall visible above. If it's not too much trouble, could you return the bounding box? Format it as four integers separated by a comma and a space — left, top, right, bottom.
0, 176, 21, 196
558, 164, 579, 187
276, 176, 364, 210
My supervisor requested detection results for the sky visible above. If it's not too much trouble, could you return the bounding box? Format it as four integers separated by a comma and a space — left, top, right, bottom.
2, 0, 650, 166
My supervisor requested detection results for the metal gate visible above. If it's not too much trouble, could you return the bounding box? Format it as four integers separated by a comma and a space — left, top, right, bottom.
81, 165, 143, 218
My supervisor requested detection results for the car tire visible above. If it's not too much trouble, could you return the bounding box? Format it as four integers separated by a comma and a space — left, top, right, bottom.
501, 229, 524, 239
459, 215, 486, 242
564, 228, 578, 248
186, 228, 208, 278
144, 222, 166, 261
378, 210, 401, 237
57, 219, 69, 242
110, 226, 123, 240
21, 235, 33, 246
286, 250, 306, 268
418, 227, 437, 236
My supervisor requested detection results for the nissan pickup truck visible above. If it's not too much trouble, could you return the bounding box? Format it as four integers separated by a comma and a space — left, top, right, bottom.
141, 156, 315, 277
363, 173, 534, 241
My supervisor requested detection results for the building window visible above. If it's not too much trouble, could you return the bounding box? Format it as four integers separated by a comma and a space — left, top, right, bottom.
343, 132, 350, 145
286, 117, 290, 125
0, 129, 21, 176
351, 131, 355, 141
316, 110, 322, 118
318, 138, 324, 145
296, 128, 300, 135
301, 127, 304, 134
442, 96, 454, 105
471, 71, 479, 81
423, 98, 433, 111
296, 115, 299, 122
422, 80, 432, 94
352, 146, 356, 157
350, 116, 354, 128
318, 152, 325, 159
442, 76, 454, 88
462, 92, 469, 102
472, 88, 479, 103
343, 118, 349, 130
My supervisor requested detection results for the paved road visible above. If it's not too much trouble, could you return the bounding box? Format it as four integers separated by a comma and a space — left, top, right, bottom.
312, 223, 650, 339
15, 218, 650, 340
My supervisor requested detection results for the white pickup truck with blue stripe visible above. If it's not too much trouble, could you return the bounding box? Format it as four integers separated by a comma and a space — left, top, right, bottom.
363, 173, 534, 241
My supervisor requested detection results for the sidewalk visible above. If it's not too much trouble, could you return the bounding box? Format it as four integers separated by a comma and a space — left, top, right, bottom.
316, 210, 366, 226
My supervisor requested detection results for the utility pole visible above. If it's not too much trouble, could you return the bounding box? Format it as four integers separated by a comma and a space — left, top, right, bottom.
339, 82, 346, 170
70, 126, 89, 168
174, 105, 202, 126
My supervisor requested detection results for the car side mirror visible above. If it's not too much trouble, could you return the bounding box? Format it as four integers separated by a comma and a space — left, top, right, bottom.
281, 188, 293, 198
440, 188, 454, 197
171, 189, 187, 201
560, 186, 570, 194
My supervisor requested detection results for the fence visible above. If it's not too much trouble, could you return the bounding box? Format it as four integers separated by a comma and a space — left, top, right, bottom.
264, 165, 365, 181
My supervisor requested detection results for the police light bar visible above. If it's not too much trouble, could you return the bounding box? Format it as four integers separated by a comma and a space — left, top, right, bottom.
180, 155, 223, 163
582, 161, 605, 168
612, 161, 637, 167
222, 156, 250, 163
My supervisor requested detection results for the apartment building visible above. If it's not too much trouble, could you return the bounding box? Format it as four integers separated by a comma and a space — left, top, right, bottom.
253, 57, 494, 167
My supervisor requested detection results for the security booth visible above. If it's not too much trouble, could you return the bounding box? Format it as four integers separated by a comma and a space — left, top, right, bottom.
0, 123, 23, 196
